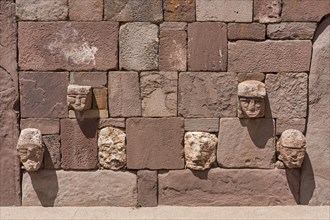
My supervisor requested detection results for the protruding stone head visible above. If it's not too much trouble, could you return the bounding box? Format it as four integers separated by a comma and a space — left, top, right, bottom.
67, 85, 92, 111
98, 127, 126, 170
277, 129, 307, 168
17, 128, 44, 171
238, 80, 266, 118
184, 132, 217, 170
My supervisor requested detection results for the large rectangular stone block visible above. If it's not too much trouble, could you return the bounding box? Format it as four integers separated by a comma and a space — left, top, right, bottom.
21, 118, 59, 135
267, 22, 317, 40
22, 170, 137, 206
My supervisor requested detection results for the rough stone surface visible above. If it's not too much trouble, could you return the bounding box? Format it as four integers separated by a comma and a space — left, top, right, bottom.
60, 119, 98, 170
43, 135, 61, 169
164, 0, 196, 21
18, 22, 118, 71
196, 0, 253, 22
228, 40, 312, 72
70, 72, 107, 87
184, 118, 219, 132
228, 23, 265, 40
160, 22, 187, 31
267, 22, 317, 40
99, 118, 126, 129
19, 72, 68, 118
104, 0, 163, 22
16, 0, 68, 21
188, 22, 227, 71
22, 170, 137, 206
282, 0, 330, 22
119, 23, 159, 71
237, 73, 265, 82
67, 85, 92, 111
108, 72, 141, 117
159, 168, 300, 206
218, 118, 275, 169
92, 88, 108, 110
126, 118, 184, 169
68, 109, 109, 119
98, 127, 126, 170
179, 72, 237, 117
184, 132, 217, 170
140, 72, 178, 117
137, 170, 158, 207
266, 73, 308, 119
276, 118, 306, 135
69, 0, 103, 21
20, 119, 59, 135
254, 0, 282, 23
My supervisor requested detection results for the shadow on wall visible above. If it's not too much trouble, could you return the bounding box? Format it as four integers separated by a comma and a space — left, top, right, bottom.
299, 154, 315, 204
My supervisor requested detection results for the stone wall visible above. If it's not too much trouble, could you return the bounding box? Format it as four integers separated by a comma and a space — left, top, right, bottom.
1, 0, 329, 206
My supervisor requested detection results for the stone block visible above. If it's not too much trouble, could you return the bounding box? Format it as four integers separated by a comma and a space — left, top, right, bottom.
126, 118, 184, 169
253, 0, 281, 23
184, 118, 219, 132
18, 22, 118, 71
108, 72, 141, 117
160, 22, 187, 31
99, 118, 126, 129
141, 72, 178, 117
19, 72, 68, 118
119, 23, 159, 71
228, 40, 312, 72
159, 168, 300, 206
68, 0, 103, 21
266, 73, 308, 119
276, 118, 306, 135
228, 23, 265, 40
267, 22, 317, 40
60, 119, 98, 170
179, 72, 237, 117
196, 0, 253, 22
16, 0, 68, 21
22, 170, 137, 206
137, 170, 158, 207
21, 118, 59, 135
70, 72, 107, 87
188, 22, 227, 71
43, 135, 61, 169
68, 110, 109, 119
237, 73, 265, 82
93, 88, 108, 110
218, 118, 275, 169
164, 0, 196, 22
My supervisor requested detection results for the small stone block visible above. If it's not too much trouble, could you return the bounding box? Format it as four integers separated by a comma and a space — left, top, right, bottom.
254, 0, 282, 23
184, 118, 219, 132
20, 118, 59, 134
43, 135, 61, 169
163, 0, 196, 22
69, 0, 103, 21
160, 22, 187, 31
267, 22, 317, 40
99, 118, 126, 129
276, 118, 306, 135
228, 23, 265, 40
93, 88, 108, 110
137, 170, 158, 207
238, 73, 265, 82
68, 110, 109, 118
70, 72, 107, 87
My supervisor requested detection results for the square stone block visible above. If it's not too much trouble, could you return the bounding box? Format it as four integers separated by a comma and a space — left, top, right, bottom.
164, 0, 196, 22
253, 0, 282, 23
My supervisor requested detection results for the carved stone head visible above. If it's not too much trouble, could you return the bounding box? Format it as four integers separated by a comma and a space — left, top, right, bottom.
98, 127, 126, 170
238, 80, 266, 118
17, 128, 44, 171
184, 132, 217, 170
67, 85, 92, 111
277, 129, 306, 168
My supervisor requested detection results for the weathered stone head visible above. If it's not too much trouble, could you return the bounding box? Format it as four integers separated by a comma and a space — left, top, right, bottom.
16, 128, 44, 171
184, 132, 217, 170
277, 129, 307, 168
98, 127, 126, 170
238, 80, 266, 118
67, 85, 92, 111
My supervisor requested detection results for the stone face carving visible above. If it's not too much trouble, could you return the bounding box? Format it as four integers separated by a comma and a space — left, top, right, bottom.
184, 132, 217, 170
238, 80, 266, 118
16, 128, 44, 171
67, 85, 92, 111
98, 126, 126, 170
277, 129, 306, 168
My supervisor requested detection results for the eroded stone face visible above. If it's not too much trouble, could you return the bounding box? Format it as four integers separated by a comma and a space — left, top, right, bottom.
67, 85, 92, 111
17, 128, 44, 171
184, 132, 217, 170
98, 127, 126, 170
277, 129, 306, 168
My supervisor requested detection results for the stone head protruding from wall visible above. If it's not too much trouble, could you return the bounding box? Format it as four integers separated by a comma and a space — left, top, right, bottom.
67, 85, 92, 111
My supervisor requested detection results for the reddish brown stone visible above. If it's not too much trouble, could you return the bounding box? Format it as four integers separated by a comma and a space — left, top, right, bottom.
60, 119, 98, 170
92, 88, 108, 110
184, 118, 219, 132
137, 170, 158, 207
228, 23, 265, 40
43, 135, 61, 169
18, 22, 118, 71
253, 0, 282, 23
237, 72, 265, 82
69, 0, 103, 21
188, 22, 227, 71
126, 118, 184, 169
276, 118, 306, 135
99, 118, 126, 129
70, 72, 107, 87
267, 22, 317, 40
164, 0, 196, 22
21, 118, 59, 134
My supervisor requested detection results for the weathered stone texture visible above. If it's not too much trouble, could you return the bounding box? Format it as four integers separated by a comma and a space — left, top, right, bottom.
141, 72, 178, 117
108, 72, 141, 117
160, 22, 187, 31
60, 119, 98, 170
266, 73, 308, 119
92, 88, 108, 110
104, 0, 163, 22
267, 23, 317, 40
159, 169, 300, 206
237, 73, 265, 82
16, 0, 68, 21
276, 118, 306, 135
179, 72, 237, 117
99, 118, 126, 129
228, 23, 265, 40
228, 40, 312, 72
68, 109, 109, 119
69, 0, 103, 21
196, 0, 253, 22
164, 0, 196, 21
19, 72, 68, 118
18, 22, 118, 71
184, 118, 219, 132
21, 118, 59, 135
188, 22, 227, 71
120, 23, 159, 71
70, 72, 107, 87
137, 170, 158, 207
218, 118, 275, 169
43, 135, 61, 169
126, 118, 184, 169
254, 0, 282, 23
22, 170, 137, 206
